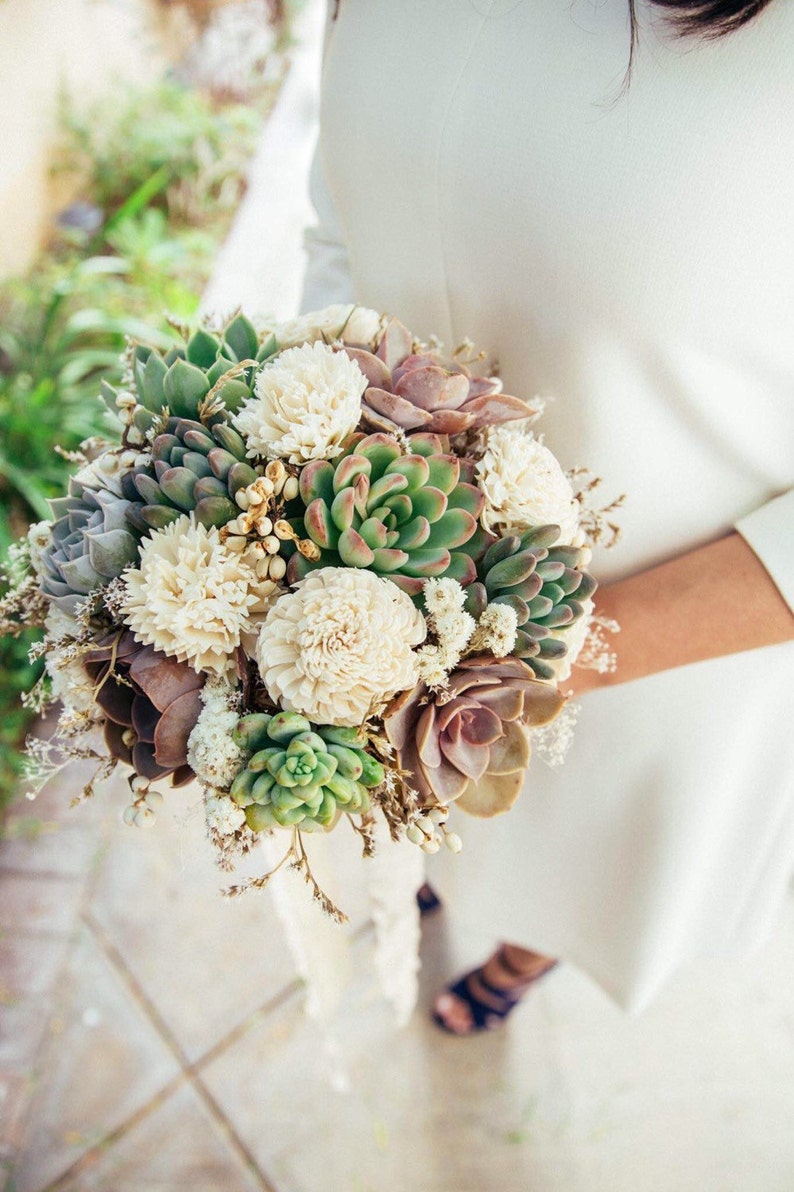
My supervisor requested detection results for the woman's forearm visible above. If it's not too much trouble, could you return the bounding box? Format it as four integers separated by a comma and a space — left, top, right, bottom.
569, 532, 794, 695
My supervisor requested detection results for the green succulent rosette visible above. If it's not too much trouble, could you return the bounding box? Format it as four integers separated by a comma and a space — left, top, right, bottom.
122, 417, 258, 533
103, 313, 279, 436
286, 431, 485, 597
229, 711, 384, 832
464, 526, 597, 679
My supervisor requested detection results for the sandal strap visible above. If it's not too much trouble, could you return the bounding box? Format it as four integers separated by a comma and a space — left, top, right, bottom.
495, 943, 558, 986
433, 951, 559, 1035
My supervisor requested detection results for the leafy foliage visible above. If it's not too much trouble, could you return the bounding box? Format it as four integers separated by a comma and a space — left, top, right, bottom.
54, 80, 260, 232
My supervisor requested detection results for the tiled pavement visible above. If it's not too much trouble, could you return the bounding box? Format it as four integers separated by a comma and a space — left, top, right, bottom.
3, 760, 794, 1192
4, 2, 794, 1188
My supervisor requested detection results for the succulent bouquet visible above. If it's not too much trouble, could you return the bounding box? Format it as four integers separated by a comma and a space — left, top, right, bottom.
1, 304, 619, 916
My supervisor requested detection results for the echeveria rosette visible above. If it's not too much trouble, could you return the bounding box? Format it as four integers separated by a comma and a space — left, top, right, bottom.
384, 656, 564, 817
123, 418, 258, 533
343, 317, 535, 435
464, 527, 598, 680
38, 477, 143, 615
287, 431, 485, 597
82, 630, 203, 786
103, 313, 279, 439
230, 712, 384, 832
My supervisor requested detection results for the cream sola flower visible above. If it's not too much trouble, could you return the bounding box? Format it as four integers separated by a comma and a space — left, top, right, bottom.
274, 304, 384, 350
256, 567, 427, 727
233, 340, 367, 465
121, 516, 275, 677
476, 424, 582, 544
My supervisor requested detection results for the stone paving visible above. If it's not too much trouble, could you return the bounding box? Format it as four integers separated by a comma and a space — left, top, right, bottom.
3, 2, 794, 1188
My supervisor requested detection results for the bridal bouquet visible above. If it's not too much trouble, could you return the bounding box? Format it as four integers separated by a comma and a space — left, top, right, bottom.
2, 304, 618, 915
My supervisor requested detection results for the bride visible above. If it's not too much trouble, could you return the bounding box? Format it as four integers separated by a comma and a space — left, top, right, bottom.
300, 0, 794, 1033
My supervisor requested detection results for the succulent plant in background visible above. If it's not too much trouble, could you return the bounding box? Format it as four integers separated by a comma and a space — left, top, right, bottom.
123, 417, 259, 532
82, 630, 204, 785
384, 655, 564, 818
102, 313, 279, 439
464, 527, 597, 680
287, 431, 485, 596
38, 477, 143, 615
344, 317, 535, 436
229, 711, 384, 832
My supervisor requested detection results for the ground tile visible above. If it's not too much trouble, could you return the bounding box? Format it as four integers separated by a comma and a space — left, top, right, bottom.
200, 932, 575, 1192
11, 926, 180, 1192
86, 790, 298, 1062
55, 1081, 266, 1192
0, 873, 83, 938
0, 814, 104, 882
199, 900, 794, 1192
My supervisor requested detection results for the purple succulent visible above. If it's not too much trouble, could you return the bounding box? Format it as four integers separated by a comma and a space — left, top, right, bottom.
341, 317, 536, 436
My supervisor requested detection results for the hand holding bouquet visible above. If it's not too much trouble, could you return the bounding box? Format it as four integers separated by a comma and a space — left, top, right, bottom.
1, 304, 619, 916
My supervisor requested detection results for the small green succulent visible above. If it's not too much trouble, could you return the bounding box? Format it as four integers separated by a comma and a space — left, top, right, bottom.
464, 526, 597, 679
103, 313, 279, 435
122, 417, 258, 532
230, 711, 384, 832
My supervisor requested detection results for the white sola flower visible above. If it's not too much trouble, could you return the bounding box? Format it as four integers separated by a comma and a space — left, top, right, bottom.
275, 304, 383, 350
476, 425, 581, 544
233, 340, 367, 466
122, 516, 272, 677
257, 567, 426, 726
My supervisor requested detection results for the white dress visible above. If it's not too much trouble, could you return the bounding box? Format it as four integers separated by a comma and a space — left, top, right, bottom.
300, 0, 794, 1011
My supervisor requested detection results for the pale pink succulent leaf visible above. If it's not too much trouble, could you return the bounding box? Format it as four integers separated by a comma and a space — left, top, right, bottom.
375, 318, 413, 370
438, 732, 491, 781
364, 387, 432, 430
461, 392, 536, 426
127, 646, 203, 713
485, 721, 532, 776
457, 705, 503, 746
340, 346, 392, 389
424, 409, 474, 435
521, 683, 566, 727
456, 768, 524, 818
153, 688, 203, 768
395, 366, 470, 412
416, 706, 442, 768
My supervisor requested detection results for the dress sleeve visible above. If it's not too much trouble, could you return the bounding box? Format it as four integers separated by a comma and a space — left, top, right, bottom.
734, 489, 794, 614
298, 0, 355, 314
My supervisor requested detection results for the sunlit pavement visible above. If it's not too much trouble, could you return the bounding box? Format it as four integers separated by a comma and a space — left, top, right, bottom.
3, 3, 794, 1187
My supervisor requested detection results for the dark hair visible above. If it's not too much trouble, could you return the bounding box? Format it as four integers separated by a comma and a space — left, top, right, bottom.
623, 0, 772, 87
641, 0, 772, 37
333, 0, 772, 37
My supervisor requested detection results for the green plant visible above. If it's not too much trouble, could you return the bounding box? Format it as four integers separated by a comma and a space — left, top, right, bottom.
54, 80, 260, 232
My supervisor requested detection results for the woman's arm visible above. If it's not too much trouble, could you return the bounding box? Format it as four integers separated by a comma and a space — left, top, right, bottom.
569, 530, 794, 696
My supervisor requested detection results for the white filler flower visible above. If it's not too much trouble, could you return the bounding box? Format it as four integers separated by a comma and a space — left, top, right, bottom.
257, 567, 426, 726
476, 426, 581, 544
234, 340, 367, 465
122, 516, 270, 676
275, 304, 383, 350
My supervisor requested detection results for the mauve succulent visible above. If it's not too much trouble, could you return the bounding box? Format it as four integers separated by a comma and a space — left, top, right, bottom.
384, 656, 564, 817
341, 317, 535, 436
82, 631, 204, 785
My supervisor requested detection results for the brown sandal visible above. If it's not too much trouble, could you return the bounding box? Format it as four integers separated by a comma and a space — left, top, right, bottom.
432, 944, 558, 1035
